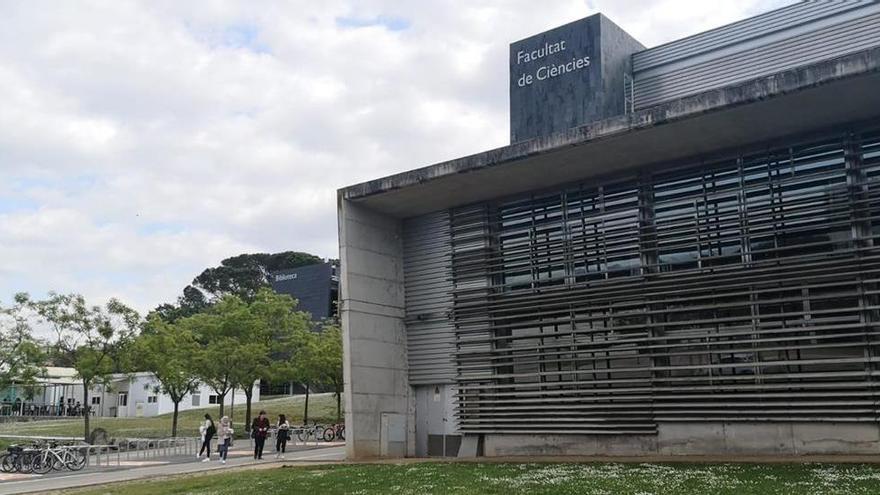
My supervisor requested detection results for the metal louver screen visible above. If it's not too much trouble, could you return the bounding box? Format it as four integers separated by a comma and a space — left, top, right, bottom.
403, 212, 456, 384
631, 1, 880, 110
451, 127, 880, 435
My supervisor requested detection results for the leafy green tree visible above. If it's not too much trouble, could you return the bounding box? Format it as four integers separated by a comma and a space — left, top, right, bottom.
181, 289, 312, 427
314, 325, 344, 422
231, 289, 310, 431
192, 252, 323, 302
150, 286, 209, 324
134, 317, 201, 436
0, 294, 43, 393
288, 328, 320, 424
186, 309, 237, 419
31, 293, 140, 442
152, 251, 323, 323
230, 341, 266, 432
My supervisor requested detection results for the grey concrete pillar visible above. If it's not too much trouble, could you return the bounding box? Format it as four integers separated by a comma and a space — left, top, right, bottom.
338, 198, 409, 459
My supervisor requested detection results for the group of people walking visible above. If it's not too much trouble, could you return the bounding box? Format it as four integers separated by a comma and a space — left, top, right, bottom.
194, 410, 293, 465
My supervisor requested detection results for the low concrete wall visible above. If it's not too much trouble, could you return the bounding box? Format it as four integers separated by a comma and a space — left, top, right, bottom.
482, 422, 880, 457
484, 434, 658, 457
658, 422, 880, 456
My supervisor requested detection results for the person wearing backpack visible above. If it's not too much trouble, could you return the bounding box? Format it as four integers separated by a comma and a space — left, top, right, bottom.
198, 413, 216, 462
251, 410, 270, 460
274, 414, 290, 459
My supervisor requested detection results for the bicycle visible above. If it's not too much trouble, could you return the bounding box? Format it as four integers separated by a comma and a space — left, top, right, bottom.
322, 423, 345, 442
295, 423, 324, 443
1, 444, 40, 474
30, 443, 86, 474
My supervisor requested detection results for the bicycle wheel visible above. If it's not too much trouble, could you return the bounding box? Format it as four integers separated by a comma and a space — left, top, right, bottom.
31, 453, 54, 475
0, 454, 14, 473
296, 429, 307, 443
17, 453, 35, 474
322, 428, 334, 442
337, 426, 345, 441
66, 449, 87, 471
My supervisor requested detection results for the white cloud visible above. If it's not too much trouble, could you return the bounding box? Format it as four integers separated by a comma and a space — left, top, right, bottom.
0, 0, 796, 312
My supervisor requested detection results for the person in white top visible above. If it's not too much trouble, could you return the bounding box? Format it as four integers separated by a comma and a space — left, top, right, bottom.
275, 414, 290, 459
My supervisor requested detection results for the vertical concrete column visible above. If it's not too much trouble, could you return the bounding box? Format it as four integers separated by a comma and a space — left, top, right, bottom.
338, 198, 409, 459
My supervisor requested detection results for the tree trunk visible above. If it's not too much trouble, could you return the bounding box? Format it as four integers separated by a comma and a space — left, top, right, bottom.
82, 380, 90, 443
303, 383, 310, 424
336, 385, 341, 423
172, 401, 180, 437
244, 387, 253, 433
218, 391, 226, 418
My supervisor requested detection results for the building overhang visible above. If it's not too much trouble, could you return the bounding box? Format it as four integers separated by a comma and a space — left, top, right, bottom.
339, 47, 880, 218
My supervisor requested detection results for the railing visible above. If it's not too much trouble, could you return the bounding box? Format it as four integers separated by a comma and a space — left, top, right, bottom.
86, 437, 201, 467
0, 403, 89, 417
1, 435, 202, 470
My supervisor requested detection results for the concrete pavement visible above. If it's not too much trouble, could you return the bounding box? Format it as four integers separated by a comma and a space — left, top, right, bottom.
0, 445, 345, 494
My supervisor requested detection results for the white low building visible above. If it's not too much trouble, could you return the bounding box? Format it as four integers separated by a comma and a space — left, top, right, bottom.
5, 367, 259, 418
89, 372, 259, 418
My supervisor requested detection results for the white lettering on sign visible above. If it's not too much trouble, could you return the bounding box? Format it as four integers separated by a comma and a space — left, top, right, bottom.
514, 38, 591, 88
516, 40, 566, 64
275, 273, 298, 282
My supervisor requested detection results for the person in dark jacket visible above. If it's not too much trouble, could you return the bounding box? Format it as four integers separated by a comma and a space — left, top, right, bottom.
198, 413, 216, 461
251, 410, 270, 460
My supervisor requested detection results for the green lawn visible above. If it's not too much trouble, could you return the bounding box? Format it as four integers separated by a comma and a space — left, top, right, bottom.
73, 462, 880, 495
0, 393, 341, 440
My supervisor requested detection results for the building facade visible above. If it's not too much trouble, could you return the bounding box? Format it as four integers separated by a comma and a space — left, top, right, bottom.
270, 262, 339, 321
338, 1, 880, 458
2, 368, 258, 419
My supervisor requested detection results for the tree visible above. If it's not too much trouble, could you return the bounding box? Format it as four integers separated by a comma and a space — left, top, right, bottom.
183, 289, 311, 427
314, 325, 344, 423
150, 286, 209, 324
0, 294, 43, 394
290, 329, 320, 424
249, 289, 311, 428
192, 252, 323, 302
230, 341, 266, 432
31, 293, 139, 442
152, 251, 323, 323
134, 317, 201, 437
186, 310, 237, 419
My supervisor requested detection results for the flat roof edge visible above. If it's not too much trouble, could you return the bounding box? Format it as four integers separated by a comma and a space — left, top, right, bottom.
340, 46, 880, 202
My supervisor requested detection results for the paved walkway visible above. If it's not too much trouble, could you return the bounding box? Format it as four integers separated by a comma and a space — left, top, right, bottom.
0, 445, 345, 495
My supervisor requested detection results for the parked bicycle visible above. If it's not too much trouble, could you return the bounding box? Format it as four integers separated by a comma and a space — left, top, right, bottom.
0, 444, 40, 474
29, 442, 87, 474
322, 423, 345, 442
294, 423, 325, 443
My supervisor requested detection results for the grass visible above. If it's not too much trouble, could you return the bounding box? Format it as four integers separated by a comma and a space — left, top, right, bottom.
0, 393, 341, 440
73, 462, 880, 495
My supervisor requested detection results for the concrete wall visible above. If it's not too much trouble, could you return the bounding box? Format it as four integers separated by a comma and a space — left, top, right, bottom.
483, 422, 880, 457
339, 199, 410, 459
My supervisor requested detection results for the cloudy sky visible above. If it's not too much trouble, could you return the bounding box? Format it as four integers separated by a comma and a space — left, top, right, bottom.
0, 0, 796, 313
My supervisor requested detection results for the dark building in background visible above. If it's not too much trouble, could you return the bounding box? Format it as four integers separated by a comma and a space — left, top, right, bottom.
262, 262, 339, 396
270, 262, 339, 321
